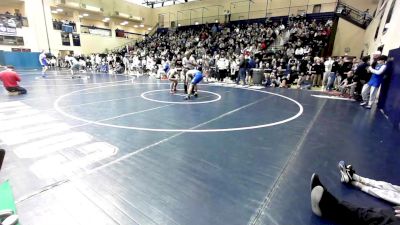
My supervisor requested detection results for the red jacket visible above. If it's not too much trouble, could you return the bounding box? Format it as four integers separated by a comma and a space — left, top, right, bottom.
0, 70, 21, 87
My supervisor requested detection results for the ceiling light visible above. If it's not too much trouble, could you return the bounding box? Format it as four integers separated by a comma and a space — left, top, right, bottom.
195, 22, 199, 25
147, 28, 151, 30
139, 24, 144, 27
51, 10, 58, 14
215, 20, 218, 23
178, 24, 181, 27
104, 17, 110, 20
79, 15, 83, 18
86, 5, 102, 12
119, 12, 130, 18
83, 13, 89, 17
56, 8, 63, 12
134, 25, 138, 28
66, 2, 80, 7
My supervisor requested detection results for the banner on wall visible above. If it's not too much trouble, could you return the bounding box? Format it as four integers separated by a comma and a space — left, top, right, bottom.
72, 34, 81, 46
61, 32, 70, 46
0, 25, 17, 36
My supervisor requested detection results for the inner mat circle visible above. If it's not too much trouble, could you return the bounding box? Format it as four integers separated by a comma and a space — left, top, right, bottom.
140, 89, 222, 104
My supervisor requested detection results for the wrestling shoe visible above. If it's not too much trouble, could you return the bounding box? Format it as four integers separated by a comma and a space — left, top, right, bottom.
184, 95, 190, 100
0, 209, 13, 219
194, 92, 198, 97
338, 161, 355, 183
311, 186, 324, 217
310, 173, 324, 191
2, 215, 18, 225
365, 105, 372, 109
360, 101, 367, 106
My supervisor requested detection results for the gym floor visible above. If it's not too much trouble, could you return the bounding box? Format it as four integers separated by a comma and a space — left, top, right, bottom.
0, 70, 399, 225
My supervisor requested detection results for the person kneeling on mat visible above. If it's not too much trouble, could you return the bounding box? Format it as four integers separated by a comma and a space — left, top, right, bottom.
184, 68, 203, 100
0, 65, 27, 95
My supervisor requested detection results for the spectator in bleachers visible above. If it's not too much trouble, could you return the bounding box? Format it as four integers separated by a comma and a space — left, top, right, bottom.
216, 53, 229, 82
339, 71, 357, 98
311, 57, 325, 87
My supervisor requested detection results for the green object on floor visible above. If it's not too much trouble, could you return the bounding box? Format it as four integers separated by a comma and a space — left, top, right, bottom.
0, 181, 20, 225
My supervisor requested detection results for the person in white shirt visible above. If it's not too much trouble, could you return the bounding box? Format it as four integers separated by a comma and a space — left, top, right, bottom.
123, 55, 129, 74
303, 46, 311, 55
131, 55, 141, 74
295, 47, 304, 59
287, 47, 295, 58
216, 54, 230, 82
66, 55, 80, 77
50, 57, 57, 69
168, 66, 179, 94
230, 56, 239, 82
146, 56, 156, 76
39, 50, 48, 76
323, 57, 334, 90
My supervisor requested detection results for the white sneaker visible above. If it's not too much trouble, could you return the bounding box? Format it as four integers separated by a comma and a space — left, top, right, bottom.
0, 209, 13, 219
2, 215, 18, 225
360, 102, 367, 106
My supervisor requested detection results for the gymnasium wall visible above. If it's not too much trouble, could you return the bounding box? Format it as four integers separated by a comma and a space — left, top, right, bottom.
332, 18, 365, 57
379, 47, 400, 129
341, 0, 379, 11
67, 0, 155, 26
0, 51, 41, 69
152, 0, 338, 27
363, 0, 400, 56
46, 29, 136, 55
0, 3, 25, 15
0, 0, 147, 55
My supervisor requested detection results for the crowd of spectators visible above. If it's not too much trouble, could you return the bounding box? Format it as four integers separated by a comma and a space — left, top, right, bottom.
52, 14, 382, 101
110, 14, 338, 88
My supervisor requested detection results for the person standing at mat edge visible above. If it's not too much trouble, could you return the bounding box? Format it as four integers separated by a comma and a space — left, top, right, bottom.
360, 55, 388, 109
0, 65, 27, 95
39, 50, 48, 77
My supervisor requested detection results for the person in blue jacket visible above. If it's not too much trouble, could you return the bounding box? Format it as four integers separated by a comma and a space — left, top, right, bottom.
360, 55, 387, 109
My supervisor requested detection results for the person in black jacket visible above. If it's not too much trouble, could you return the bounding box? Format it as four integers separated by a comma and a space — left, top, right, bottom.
354, 56, 371, 100
236, 55, 247, 85
311, 173, 400, 225
311, 57, 325, 87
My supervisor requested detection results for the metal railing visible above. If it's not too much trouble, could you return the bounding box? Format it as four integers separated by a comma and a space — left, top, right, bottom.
147, 22, 159, 36
336, 1, 371, 28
